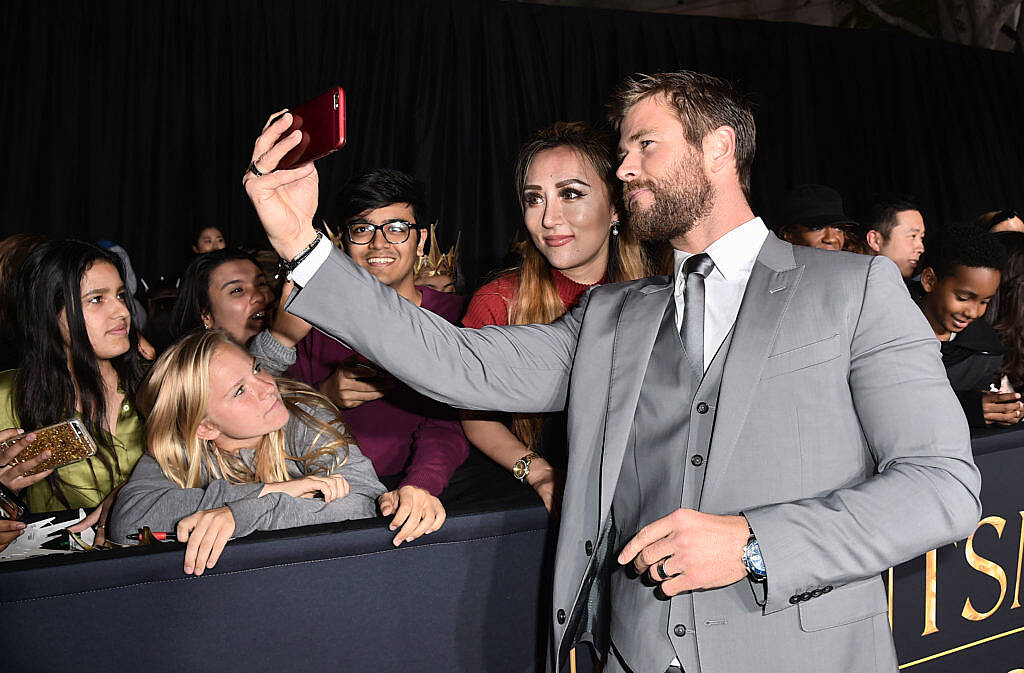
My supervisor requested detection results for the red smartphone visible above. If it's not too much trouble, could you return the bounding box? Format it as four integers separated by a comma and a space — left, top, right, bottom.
277, 86, 346, 169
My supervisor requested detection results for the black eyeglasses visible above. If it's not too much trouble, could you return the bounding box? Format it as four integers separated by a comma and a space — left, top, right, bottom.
344, 220, 415, 245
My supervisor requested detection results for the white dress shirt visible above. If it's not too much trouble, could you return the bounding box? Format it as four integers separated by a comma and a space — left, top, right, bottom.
673, 217, 769, 372
289, 231, 335, 287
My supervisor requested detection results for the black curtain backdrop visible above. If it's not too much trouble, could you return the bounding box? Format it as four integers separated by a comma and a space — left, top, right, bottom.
2, 0, 1022, 287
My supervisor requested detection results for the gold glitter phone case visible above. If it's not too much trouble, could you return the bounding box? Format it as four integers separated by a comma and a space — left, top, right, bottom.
3, 419, 98, 476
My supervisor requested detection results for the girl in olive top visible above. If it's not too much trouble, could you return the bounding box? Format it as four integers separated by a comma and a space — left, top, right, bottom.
0, 241, 146, 529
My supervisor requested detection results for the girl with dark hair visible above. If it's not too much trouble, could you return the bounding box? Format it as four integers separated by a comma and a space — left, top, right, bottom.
987, 231, 1024, 392
192, 225, 227, 254
0, 240, 146, 540
460, 121, 653, 511
170, 248, 273, 344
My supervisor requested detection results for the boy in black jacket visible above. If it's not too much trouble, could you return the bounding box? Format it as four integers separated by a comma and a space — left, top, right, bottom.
917, 224, 1020, 428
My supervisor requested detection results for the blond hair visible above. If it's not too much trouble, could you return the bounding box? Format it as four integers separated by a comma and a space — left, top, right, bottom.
138, 330, 353, 488
507, 121, 653, 449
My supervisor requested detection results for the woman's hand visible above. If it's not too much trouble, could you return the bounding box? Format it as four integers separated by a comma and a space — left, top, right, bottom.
262, 474, 350, 502
69, 483, 124, 547
525, 457, 566, 514
177, 506, 236, 575
0, 429, 53, 493
241, 111, 321, 261
0, 519, 26, 553
378, 485, 446, 547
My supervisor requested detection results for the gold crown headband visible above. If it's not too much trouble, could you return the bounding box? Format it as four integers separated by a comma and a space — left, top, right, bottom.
414, 222, 460, 279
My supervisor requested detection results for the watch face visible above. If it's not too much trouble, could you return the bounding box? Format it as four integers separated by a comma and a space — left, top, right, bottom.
512, 461, 527, 480
744, 540, 766, 576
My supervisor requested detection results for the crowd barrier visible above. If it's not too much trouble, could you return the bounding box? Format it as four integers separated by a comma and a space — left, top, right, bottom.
2, 429, 1023, 672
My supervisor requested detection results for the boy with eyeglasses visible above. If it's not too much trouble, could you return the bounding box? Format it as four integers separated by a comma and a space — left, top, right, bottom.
251, 168, 470, 546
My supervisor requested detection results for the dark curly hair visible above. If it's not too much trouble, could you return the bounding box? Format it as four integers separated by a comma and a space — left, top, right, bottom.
925, 224, 1006, 280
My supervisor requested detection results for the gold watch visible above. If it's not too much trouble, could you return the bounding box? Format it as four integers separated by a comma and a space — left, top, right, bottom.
512, 452, 539, 483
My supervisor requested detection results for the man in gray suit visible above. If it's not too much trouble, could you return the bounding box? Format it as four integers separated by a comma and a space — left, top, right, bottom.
243, 71, 980, 673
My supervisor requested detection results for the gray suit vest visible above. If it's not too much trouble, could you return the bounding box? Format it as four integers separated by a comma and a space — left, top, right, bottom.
608, 293, 734, 673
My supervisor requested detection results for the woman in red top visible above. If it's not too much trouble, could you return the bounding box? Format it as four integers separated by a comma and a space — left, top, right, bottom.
461, 122, 653, 511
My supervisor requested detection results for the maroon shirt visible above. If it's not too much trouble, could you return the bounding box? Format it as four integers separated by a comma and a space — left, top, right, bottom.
287, 287, 469, 495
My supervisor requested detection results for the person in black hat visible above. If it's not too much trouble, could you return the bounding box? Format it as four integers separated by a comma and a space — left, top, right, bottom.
776, 183, 858, 252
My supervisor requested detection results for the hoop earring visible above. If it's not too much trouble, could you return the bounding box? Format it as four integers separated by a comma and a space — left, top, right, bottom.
611, 221, 620, 236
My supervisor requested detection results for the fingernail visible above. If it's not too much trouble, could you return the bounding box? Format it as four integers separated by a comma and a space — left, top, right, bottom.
424, 530, 433, 535
184, 566, 193, 574
393, 539, 401, 547
14, 521, 25, 529
42, 450, 51, 458
406, 537, 414, 543
389, 525, 396, 531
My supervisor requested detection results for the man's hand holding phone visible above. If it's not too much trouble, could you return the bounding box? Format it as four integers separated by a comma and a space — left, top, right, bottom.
243, 111, 321, 261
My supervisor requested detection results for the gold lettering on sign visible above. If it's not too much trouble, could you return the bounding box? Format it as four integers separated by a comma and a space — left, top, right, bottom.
1012, 511, 1024, 610
962, 516, 1008, 621
922, 550, 938, 636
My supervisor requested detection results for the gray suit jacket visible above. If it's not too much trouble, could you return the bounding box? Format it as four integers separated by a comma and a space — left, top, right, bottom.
288, 234, 981, 673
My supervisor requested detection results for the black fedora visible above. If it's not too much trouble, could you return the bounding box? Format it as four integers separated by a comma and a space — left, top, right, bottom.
781, 184, 858, 230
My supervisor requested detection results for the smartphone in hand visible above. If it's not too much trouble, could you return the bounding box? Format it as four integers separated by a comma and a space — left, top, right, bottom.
277, 86, 347, 170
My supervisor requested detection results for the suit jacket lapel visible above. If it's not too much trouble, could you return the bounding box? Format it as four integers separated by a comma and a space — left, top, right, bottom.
599, 277, 673, 523
701, 236, 804, 504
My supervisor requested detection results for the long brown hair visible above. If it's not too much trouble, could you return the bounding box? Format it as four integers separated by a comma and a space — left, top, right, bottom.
988, 232, 1024, 390
506, 121, 652, 449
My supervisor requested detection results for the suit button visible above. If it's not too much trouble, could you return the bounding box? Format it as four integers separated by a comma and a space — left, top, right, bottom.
585, 540, 594, 556
673, 624, 687, 637
690, 455, 704, 466
800, 592, 812, 602
823, 585, 833, 593
557, 609, 566, 624
696, 402, 709, 414
811, 589, 822, 598
789, 595, 800, 604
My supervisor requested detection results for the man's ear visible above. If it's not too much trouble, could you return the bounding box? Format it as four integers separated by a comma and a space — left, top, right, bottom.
416, 228, 428, 257
779, 227, 795, 244
196, 419, 220, 442
702, 126, 736, 179
192, 244, 201, 254
865, 229, 883, 253
920, 267, 938, 293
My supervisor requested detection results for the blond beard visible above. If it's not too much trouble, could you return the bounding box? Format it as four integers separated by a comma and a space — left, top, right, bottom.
625, 154, 715, 243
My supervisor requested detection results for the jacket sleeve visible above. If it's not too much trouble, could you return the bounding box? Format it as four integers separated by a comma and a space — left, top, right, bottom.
108, 454, 266, 542
399, 405, 471, 496
955, 390, 986, 428
249, 329, 298, 377
744, 255, 982, 614
287, 246, 581, 414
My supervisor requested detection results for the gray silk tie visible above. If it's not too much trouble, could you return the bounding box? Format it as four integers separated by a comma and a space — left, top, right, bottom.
680, 252, 715, 376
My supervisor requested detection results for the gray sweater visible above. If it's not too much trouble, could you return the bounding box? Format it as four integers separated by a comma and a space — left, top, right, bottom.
109, 405, 385, 543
